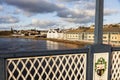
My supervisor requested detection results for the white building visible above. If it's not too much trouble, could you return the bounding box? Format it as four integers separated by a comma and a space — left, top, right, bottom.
47, 29, 64, 39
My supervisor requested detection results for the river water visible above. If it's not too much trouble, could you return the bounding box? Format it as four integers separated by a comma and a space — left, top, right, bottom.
0, 38, 81, 52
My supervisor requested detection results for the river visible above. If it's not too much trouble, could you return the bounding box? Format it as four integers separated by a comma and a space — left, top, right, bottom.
0, 38, 81, 52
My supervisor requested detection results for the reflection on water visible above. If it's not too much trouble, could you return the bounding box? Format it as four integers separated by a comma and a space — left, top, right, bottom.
47, 41, 59, 50
0, 38, 80, 52
46, 41, 80, 50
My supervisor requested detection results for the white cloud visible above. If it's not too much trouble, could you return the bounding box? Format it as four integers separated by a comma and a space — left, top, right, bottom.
0, 16, 19, 24
29, 19, 58, 29
0, 5, 3, 11
104, 9, 119, 16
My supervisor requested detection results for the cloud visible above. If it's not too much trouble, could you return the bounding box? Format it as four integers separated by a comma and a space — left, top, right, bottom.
84, 2, 95, 9
4, 0, 119, 26
57, 0, 118, 24
13, 8, 34, 17
57, 5, 95, 23
58, 0, 95, 3
58, 0, 80, 2
4, 0, 96, 24
0, 26, 11, 30
6, 0, 66, 14
0, 16, 19, 24
0, 5, 3, 11
104, 9, 119, 16
13, 9, 22, 14
62, 16, 94, 24
0, 0, 4, 4
27, 19, 58, 29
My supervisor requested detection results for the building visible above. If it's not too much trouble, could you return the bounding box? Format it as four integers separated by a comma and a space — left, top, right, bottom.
47, 29, 64, 39
39, 30, 48, 38
64, 29, 85, 41
64, 24, 120, 46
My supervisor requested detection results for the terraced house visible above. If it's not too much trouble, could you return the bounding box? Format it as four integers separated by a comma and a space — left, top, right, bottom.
64, 24, 120, 46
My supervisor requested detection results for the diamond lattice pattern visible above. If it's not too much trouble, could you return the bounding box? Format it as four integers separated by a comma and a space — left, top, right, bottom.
7, 54, 86, 80
111, 51, 120, 80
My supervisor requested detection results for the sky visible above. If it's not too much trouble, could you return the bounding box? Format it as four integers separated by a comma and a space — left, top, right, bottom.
0, 0, 120, 30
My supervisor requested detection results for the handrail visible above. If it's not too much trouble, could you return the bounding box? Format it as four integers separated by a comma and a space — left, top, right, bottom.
0, 48, 88, 58
112, 47, 120, 51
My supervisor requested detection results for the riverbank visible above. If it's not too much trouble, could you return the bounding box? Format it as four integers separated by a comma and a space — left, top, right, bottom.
37, 38, 89, 46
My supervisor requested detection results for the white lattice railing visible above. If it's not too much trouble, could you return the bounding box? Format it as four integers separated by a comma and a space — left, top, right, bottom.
111, 51, 120, 80
6, 53, 87, 80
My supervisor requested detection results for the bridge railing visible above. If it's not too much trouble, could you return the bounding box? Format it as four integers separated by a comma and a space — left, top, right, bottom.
0, 46, 120, 80
111, 47, 120, 80
0, 48, 88, 80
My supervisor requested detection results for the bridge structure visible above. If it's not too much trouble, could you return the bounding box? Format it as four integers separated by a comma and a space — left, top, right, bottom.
0, 0, 120, 80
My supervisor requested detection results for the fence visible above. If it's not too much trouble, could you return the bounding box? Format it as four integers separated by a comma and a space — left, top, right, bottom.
0, 46, 120, 80
0, 48, 88, 80
111, 47, 120, 80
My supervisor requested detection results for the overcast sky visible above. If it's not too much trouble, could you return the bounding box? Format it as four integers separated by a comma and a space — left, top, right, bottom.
0, 0, 120, 30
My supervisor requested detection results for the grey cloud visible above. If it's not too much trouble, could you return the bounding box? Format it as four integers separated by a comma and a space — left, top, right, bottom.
57, 9, 87, 18
84, 2, 95, 9
57, 2, 117, 24
58, 8, 118, 24
13, 9, 34, 17
0, 26, 11, 30
0, 0, 4, 4
6, 0, 66, 14
57, 8, 95, 23
58, 0, 95, 2
13, 9, 22, 14
62, 16, 94, 24
4, 0, 118, 25
0, 16, 19, 24
56, 1, 96, 23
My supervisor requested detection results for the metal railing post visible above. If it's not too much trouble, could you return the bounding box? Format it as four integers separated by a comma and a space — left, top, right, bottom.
87, 0, 112, 80
0, 58, 6, 80
94, 0, 104, 44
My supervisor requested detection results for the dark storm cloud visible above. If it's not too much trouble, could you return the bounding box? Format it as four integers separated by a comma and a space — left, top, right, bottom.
0, 16, 19, 24
5, 0, 66, 13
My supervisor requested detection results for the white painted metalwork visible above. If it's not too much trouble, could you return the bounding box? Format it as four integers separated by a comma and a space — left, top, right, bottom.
111, 51, 120, 80
6, 53, 86, 80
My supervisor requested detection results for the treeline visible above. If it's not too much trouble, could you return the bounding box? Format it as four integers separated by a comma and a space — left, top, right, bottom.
0, 31, 12, 36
